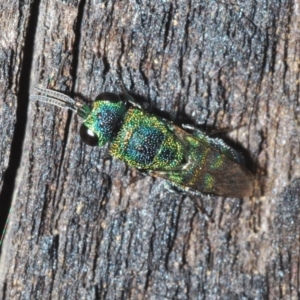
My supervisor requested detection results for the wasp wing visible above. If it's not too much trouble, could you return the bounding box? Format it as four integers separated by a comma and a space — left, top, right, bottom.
151, 125, 255, 197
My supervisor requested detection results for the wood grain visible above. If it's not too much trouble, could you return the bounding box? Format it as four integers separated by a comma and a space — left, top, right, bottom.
0, 1, 300, 299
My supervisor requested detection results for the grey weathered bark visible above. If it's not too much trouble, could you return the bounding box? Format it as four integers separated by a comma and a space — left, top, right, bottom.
0, 0, 300, 299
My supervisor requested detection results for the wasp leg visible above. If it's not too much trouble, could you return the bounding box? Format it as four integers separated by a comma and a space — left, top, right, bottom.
182, 123, 238, 137
164, 181, 188, 195
164, 182, 206, 197
119, 93, 143, 109
181, 123, 207, 139
138, 170, 147, 176
128, 168, 148, 185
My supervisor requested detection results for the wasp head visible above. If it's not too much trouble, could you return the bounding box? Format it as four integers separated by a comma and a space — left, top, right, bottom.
80, 93, 127, 147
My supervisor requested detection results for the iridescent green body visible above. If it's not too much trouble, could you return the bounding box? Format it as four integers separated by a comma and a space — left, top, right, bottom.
82, 96, 254, 197
31, 88, 255, 197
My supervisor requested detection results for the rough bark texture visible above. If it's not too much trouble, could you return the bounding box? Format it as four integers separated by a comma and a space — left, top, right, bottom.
1, 0, 300, 299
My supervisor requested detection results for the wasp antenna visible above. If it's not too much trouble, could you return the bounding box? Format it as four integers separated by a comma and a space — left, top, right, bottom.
33, 87, 75, 105
30, 95, 78, 111
30, 86, 80, 113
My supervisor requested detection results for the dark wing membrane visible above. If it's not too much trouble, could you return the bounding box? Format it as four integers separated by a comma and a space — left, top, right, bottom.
188, 160, 255, 197
150, 125, 255, 197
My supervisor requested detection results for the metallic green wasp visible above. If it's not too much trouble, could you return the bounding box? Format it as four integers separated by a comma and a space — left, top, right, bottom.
30, 87, 255, 198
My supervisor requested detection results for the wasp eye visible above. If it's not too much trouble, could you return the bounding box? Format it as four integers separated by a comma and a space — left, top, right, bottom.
80, 124, 98, 146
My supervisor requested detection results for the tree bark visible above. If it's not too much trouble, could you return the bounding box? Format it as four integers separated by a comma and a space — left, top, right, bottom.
1, 0, 300, 299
